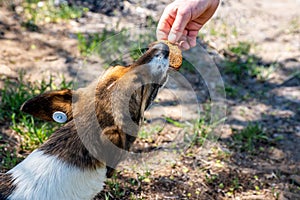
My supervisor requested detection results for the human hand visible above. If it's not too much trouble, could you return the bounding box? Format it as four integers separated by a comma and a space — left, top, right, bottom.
156, 0, 219, 50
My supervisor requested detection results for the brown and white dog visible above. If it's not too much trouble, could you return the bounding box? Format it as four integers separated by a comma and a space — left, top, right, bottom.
0, 42, 177, 200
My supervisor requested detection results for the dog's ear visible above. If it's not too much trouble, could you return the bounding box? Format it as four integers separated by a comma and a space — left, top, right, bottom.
21, 89, 73, 123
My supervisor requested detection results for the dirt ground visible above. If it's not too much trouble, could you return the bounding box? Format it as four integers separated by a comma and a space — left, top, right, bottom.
0, 0, 300, 199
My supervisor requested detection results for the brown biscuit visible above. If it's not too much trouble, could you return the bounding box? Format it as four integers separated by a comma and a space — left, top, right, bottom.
161, 40, 182, 69
151, 40, 182, 69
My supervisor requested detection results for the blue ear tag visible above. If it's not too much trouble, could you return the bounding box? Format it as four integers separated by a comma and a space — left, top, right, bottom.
52, 111, 68, 123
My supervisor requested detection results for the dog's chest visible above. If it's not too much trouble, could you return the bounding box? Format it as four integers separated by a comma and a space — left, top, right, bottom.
7, 150, 106, 200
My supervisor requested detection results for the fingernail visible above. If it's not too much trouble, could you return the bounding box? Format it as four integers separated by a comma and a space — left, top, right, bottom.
168, 33, 177, 43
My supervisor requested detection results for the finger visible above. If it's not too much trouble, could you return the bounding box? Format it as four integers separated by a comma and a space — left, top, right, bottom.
156, 5, 175, 40
156, 23, 170, 40
187, 30, 199, 48
168, 9, 191, 43
178, 35, 190, 50
156, 17, 174, 40
182, 29, 188, 36
180, 41, 190, 50
187, 37, 197, 48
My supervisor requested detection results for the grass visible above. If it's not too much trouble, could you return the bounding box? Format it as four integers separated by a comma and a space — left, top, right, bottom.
204, 172, 243, 196
77, 27, 156, 64
0, 141, 20, 171
105, 175, 126, 199
165, 117, 185, 128
102, 170, 153, 199
16, 0, 88, 31
225, 84, 238, 98
231, 124, 270, 153
184, 118, 211, 147
0, 72, 72, 157
288, 17, 300, 34
199, 19, 280, 83
223, 41, 279, 82
163, 116, 215, 148
138, 124, 163, 140
200, 19, 238, 39
203, 167, 267, 198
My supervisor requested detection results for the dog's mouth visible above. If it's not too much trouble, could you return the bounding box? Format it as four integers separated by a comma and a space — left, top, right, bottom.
133, 42, 170, 67
133, 41, 182, 70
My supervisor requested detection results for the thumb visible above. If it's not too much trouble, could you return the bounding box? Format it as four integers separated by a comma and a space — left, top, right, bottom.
168, 10, 191, 43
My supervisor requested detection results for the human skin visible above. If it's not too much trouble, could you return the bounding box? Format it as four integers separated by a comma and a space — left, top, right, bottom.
156, 0, 220, 50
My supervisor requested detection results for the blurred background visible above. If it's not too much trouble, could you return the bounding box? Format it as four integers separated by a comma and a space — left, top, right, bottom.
0, 0, 299, 199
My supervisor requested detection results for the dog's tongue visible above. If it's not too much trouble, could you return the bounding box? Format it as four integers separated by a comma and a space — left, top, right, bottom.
153, 40, 182, 70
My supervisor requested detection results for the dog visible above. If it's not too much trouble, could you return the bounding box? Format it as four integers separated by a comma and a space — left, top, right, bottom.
0, 42, 181, 200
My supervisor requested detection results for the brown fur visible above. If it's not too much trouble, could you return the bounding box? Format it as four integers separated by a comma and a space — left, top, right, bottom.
0, 174, 15, 199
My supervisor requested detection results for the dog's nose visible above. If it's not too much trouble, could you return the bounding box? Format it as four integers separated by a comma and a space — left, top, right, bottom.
133, 42, 170, 66
151, 42, 169, 59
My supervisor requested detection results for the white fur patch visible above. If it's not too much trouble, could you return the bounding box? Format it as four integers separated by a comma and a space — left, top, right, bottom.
148, 56, 169, 78
8, 150, 106, 200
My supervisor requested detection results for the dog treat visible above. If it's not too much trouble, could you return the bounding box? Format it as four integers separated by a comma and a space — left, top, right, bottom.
154, 40, 182, 69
